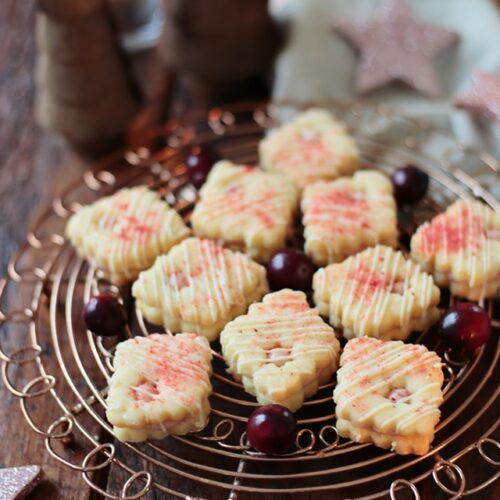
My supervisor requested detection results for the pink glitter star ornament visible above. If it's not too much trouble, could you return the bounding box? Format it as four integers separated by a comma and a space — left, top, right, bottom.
454, 71, 500, 124
335, 0, 459, 97
0, 465, 42, 500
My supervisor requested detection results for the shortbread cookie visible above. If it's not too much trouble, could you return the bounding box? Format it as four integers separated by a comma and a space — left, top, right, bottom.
313, 245, 440, 340
259, 108, 360, 191
411, 199, 500, 301
191, 161, 298, 262
221, 289, 340, 411
66, 186, 190, 285
302, 170, 398, 266
334, 337, 444, 455
106, 333, 212, 442
132, 238, 269, 341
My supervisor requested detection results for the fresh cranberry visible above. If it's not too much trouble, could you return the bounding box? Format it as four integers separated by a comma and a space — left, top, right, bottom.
246, 405, 297, 455
391, 165, 429, 205
83, 294, 127, 337
185, 146, 218, 188
439, 303, 492, 352
267, 249, 316, 291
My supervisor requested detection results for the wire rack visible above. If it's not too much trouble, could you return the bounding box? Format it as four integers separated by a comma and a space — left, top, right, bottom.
0, 101, 499, 499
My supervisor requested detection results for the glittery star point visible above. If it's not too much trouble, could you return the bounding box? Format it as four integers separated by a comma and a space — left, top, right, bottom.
335, 0, 459, 97
454, 71, 500, 124
0, 465, 42, 500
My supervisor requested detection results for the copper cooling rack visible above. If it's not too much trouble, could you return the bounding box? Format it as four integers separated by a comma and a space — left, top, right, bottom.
0, 101, 498, 499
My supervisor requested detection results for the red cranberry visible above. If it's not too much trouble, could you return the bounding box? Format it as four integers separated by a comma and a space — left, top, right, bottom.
246, 405, 297, 455
267, 249, 316, 291
391, 165, 429, 205
83, 294, 127, 337
439, 303, 492, 352
185, 146, 217, 188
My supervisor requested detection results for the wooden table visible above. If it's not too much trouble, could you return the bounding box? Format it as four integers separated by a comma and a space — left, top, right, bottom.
0, 2, 498, 499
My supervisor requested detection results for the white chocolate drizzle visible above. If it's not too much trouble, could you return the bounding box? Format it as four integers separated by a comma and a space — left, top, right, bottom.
334, 338, 443, 434
133, 238, 267, 330
66, 186, 190, 284
302, 171, 398, 264
106, 333, 212, 434
316, 245, 438, 338
221, 289, 340, 376
259, 109, 360, 189
414, 199, 499, 302
191, 161, 297, 250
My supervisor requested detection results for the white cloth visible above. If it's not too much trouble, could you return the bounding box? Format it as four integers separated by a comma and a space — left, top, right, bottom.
270, 0, 500, 197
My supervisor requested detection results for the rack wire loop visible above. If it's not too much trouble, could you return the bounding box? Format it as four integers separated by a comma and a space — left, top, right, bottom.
1, 346, 44, 397
432, 460, 466, 498
389, 479, 420, 500
196, 418, 235, 442
46, 415, 75, 439
318, 425, 340, 452
3, 345, 42, 366
81, 443, 116, 472
477, 438, 500, 466
120, 471, 153, 499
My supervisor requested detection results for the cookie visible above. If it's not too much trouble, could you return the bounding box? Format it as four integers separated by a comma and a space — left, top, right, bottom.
106, 333, 212, 442
334, 337, 444, 455
191, 160, 298, 262
313, 245, 440, 341
259, 108, 360, 191
411, 199, 500, 301
132, 238, 269, 341
220, 289, 340, 411
302, 170, 398, 266
66, 186, 190, 285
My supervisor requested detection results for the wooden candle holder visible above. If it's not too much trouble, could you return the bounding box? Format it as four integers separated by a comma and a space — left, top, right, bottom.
35, 0, 140, 156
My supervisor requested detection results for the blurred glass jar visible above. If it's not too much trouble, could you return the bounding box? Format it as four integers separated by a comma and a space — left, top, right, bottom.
107, 0, 164, 52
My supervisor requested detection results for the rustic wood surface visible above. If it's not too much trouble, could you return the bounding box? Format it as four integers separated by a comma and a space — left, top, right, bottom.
0, 1, 498, 499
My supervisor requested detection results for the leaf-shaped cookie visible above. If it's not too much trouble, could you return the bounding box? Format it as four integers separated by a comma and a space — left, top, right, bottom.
411, 199, 500, 301
302, 170, 398, 266
66, 186, 190, 285
191, 160, 298, 262
334, 337, 444, 455
221, 289, 340, 412
132, 238, 269, 341
106, 333, 212, 442
313, 245, 440, 341
259, 108, 360, 192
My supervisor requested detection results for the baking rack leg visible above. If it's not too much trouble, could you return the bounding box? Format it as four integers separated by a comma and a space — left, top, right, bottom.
228, 459, 246, 500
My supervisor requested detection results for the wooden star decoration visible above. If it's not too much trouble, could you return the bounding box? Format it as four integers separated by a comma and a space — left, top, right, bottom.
0, 466, 43, 500
454, 71, 500, 124
335, 0, 459, 97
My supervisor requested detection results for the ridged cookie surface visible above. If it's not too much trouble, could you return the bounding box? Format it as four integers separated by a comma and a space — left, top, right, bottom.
411, 199, 500, 301
259, 108, 359, 191
221, 289, 340, 412
66, 186, 190, 285
313, 245, 440, 340
192, 161, 298, 262
132, 238, 269, 341
106, 333, 212, 442
334, 337, 443, 455
302, 170, 397, 266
